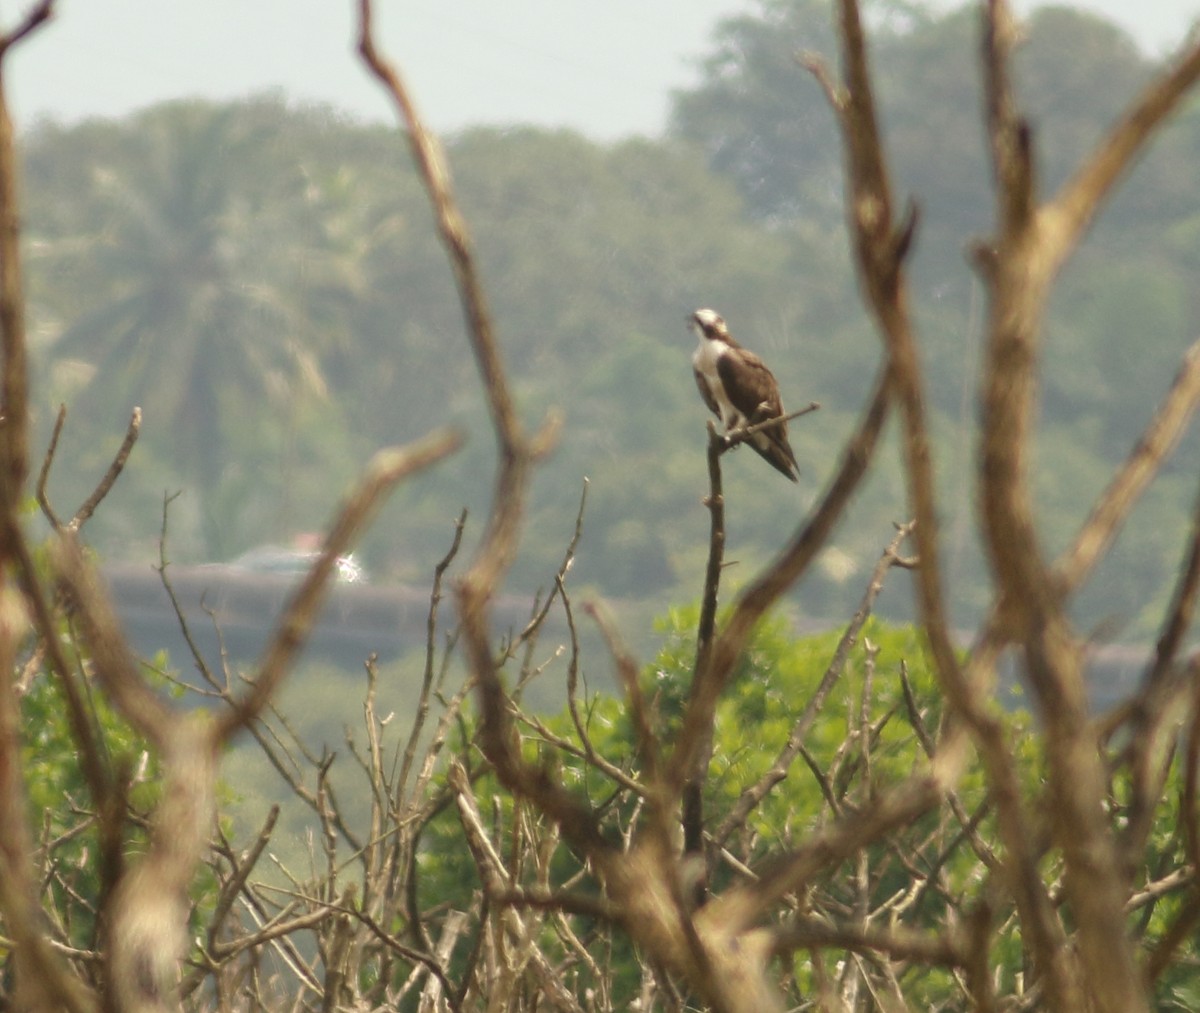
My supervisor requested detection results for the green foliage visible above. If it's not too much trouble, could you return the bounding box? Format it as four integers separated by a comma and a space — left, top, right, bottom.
631, 607, 1047, 1004
396, 603, 1054, 1004
17, 603, 230, 954
19, 658, 165, 947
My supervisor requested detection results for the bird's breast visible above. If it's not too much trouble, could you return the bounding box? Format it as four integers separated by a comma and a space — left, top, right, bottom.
692, 339, 723, 378
693, 341, 738, 427
693, 341, 721, 393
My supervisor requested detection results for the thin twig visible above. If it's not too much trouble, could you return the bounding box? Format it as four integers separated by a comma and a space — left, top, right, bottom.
35, 402, 67, 529
713, 522, 915, 848
69, 407, 142, 532
215, 430, 461, 742
397, 508, 467, 805
719, 401, 821, 454
0, 0, 56, 54
1056, 339, 1200, 594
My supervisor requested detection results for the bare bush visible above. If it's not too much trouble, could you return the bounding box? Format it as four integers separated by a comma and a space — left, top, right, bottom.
3, 0, 1200, 1011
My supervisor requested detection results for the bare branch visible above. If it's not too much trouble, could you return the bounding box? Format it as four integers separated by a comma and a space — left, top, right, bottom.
37, 404, 143, 534
719, 400, 821, 455
216, 429, 461, 741
0, 31, 34, 501
980, 0, 1037, 237
668, 362, 893, 792
0, 0, 56, 54
771, 914, 962, 968
52, 534, 178, 746
827, 0, 968, 748
396, 507, 467, 805
1120, 501, 1200, 863
207, 804, 280, 948
356, 0, 520, 447
154, 490, 222, 690
1045, 37, 1200, 275
713, 522, 915, 848
681, 420, 732, 895
798, 51, 846, 111
1146, 481, 1200, 690
1056, 339, 1200, 593
504, 476, 587, 663
971, 3, 1190, 1009
357, 0, 603, 868
36, 402, 67, 529
69, 407, 142, 532
587, 600, 660, 786
708, 762, 948, 936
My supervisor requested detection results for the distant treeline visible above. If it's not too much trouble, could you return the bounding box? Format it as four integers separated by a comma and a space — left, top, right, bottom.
21, 0, 1200, 640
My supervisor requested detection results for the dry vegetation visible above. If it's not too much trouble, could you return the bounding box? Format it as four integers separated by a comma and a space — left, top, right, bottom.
3, 1, 1200, 1011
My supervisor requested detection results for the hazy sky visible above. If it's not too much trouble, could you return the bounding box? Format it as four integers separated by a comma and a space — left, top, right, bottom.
7, 0, 1197, 139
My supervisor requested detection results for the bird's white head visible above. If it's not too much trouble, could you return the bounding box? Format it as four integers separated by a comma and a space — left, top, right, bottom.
690, 308, 729, 342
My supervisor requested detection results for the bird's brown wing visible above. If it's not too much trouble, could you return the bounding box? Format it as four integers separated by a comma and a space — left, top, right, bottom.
717, 347, 783, 421
719, 348, 799, 482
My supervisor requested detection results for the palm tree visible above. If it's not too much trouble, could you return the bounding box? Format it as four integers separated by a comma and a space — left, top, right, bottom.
43, 100, 335, 554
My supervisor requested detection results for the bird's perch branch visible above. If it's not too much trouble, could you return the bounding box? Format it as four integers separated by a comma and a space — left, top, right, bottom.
718, 401, 821, 453
681, 399, 822, 903
669, 362, 892, 792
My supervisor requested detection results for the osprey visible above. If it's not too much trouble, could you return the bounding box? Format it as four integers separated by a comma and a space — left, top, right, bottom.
690, 308, 799, 482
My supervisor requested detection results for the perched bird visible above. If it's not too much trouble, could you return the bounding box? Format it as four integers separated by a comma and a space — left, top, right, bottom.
689, 308, 799, 482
